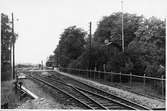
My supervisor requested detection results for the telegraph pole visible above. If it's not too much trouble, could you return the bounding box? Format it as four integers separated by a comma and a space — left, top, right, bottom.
10, 37, 12, 79
121, 0, 124, 52
89, 22, 92, 70
12, 13, 15, 79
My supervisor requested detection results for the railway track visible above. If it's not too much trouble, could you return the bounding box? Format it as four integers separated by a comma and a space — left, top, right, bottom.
43, 75, 134, 109
26, 71, 150, 110
27, 74, 109, 109
48, 71, 151, 110
27, 74, 92, 109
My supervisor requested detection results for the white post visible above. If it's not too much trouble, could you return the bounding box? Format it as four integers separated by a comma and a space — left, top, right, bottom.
120, 72, 122, 83
130, 73, 132, 87
161, 75, 164, 96
103, 64, 106, 80
94, 67, 96, 80
103, 64, 106, 72
110, 71, 113, 82
143, 74, 146, 92
87, 69, 89, 79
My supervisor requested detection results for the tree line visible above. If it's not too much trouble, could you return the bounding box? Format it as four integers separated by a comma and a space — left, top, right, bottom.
46, 12, 165, 78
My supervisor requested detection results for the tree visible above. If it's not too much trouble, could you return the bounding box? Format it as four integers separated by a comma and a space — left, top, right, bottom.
94, 12, 143, 49
93, 12, 143, 74
128, 17, 165, 77
1, 13, 17, 81
55, 26, 87, 67
68, 40, 108, 70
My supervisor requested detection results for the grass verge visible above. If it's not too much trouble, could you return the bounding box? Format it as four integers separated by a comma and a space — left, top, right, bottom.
1, 80, 20, 108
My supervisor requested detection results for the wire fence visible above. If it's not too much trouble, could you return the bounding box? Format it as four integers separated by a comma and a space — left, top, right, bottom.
59, 67, 165, 97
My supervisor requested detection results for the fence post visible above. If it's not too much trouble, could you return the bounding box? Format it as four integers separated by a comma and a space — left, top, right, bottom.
130, 73, 132, 87
103, 64, 106, 81
143, 74, 146, 92
119, 72, 121, 83
88, 69, 89, 79
161, 75, 164, 96
74, 68, 76, 75
90, 69, 91, 80
110, 71, 113, 83
81, 69, 83, 77
78, 68, 81, 77
84, 69, 86, 78
98, 70, 100, 80
88, 69, 90, 79
79, 68, 80, 77
96, 69, 98, 80
87, 69, 89, 79
103, 64, 106, 72
94, 67, 96, 80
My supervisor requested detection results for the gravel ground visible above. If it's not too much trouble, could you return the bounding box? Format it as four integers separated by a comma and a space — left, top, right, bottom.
54, 69, 165, 109
17, 98, 52, 109
16, 74, 83, 109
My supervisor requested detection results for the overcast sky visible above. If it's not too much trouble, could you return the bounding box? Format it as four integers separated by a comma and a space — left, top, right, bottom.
0, 0, 166, 64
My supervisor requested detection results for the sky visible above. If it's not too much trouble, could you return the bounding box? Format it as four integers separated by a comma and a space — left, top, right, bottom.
0, 0, 166, 64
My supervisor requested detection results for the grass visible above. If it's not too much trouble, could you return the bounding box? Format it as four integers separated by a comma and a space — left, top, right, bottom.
61, 70, 165, 100
94, 79, 165, 100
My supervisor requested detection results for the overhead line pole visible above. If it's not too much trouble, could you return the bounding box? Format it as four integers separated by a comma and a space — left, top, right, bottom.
10, 31, 12, 79
121, 0, 124, 52
89, 22, 92, 70
12, 13, 15, 79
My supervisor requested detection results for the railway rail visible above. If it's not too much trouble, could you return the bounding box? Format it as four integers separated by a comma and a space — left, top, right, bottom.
27, 74, 92, 109
43, 75, 134, 109
25, 70, 151, 110
29, 75, 132, 110
27, 74, 109, 109
48, 71, 151, 110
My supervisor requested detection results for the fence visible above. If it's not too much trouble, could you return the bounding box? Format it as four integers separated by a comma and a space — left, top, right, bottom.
59, 67, 165, 98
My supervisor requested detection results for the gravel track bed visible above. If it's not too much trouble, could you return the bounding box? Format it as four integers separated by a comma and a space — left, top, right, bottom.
33, 72, 134, 110
28, 72, 94, 109
49, 69, 165, 109
47, 71, 150, 110
20, 73, 84, 109
31, 73, 103, 109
